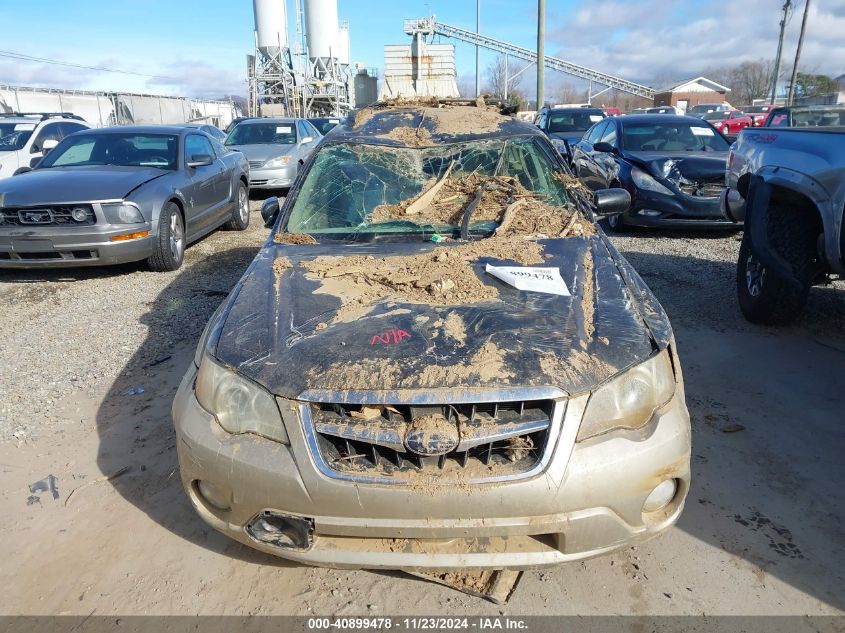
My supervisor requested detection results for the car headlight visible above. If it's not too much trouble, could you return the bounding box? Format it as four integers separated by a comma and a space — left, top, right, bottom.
631, 167, 674, 196
102, 202, 145, 224
577, 349, 676, 442
195, 353, 289, 444
264, 155, 291, 168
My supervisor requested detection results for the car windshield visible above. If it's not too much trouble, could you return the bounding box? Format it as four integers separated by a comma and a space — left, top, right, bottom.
39, 133, 179, 169
744, 106, 768, 114
225, 122, 296, 145
547, 111, 604, 133
621, 122, 730, 152
702, 112, 728, 121
0, 122, 36, 151
689, 105, 719, 114
283, 137, 572, 238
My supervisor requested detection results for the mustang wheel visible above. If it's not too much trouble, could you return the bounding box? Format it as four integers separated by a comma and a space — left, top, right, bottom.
225, 182, 250, 231
148, 202, 185, 272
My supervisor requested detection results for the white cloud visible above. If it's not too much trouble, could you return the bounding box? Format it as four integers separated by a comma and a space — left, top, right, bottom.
548, 0, 845, 85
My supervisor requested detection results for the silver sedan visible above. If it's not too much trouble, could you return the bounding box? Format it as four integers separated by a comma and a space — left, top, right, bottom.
224, 118, 322, 190
0, 126, 249, 271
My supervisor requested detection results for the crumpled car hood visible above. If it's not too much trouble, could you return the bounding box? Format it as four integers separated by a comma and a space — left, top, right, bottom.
213, 236, 670, 400
0, 166, 167, 205
628, 151, 728, 183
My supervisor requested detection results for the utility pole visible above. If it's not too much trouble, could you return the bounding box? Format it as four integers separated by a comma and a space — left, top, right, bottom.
537, 0, 545, 109
475, 0, 480, 97
770, 0, 792, 104
787, 0, 811, 106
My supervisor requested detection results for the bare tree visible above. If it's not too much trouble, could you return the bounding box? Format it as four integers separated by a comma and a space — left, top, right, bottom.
484, 55, 523, 101
729, 60, 774, 104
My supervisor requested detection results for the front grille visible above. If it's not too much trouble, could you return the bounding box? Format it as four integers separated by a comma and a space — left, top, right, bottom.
679, 181, 723, 198
309, 400, 555, 483
0, 205, 96, 226
248, 160, 264, 169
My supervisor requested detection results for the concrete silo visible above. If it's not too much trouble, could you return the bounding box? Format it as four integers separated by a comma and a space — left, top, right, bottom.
302, 0, 351, 115
250, 0, 303, 117
253, 0, 288, 58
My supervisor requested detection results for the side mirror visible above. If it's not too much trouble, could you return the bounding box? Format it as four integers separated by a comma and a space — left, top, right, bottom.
41, 139, 59, 155
187, 154, 213, 168
261, 196, 281, 228
300, 136, 313, 145
593, 141, 616, 154
594, 188, 631, 216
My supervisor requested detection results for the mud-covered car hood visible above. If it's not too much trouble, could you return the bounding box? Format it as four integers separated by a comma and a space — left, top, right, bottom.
626, 151, 728, 182
213, 236, 671, 400
0, 166, 167, 205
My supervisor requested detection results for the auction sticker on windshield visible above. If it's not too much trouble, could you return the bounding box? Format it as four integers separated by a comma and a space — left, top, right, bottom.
14, 124, 36, 131
691, 126, 715, 136
277, 126, 292, 133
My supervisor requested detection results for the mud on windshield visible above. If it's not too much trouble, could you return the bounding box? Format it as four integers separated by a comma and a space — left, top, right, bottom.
282, 137, 581, 239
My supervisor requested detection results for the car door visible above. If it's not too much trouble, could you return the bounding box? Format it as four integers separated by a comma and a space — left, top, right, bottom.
592, 120, 620, 189
576, 120, 610, 191
26, 122, 64, 168
183, 134, 225, 235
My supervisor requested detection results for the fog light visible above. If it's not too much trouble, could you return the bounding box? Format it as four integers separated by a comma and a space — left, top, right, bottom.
246, 511, 314, 550
70, 207, 88, 222
196, 479, 231, 511
643, 479, 678, 513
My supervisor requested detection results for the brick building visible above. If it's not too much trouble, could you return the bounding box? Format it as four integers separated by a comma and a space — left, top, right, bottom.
652, 77, 731, 112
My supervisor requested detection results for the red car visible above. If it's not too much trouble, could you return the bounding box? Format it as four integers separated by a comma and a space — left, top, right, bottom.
739, 104, 773, 127
702, 110, 753, 134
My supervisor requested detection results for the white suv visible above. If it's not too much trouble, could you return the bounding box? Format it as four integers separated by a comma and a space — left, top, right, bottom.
0, 113, 90, 178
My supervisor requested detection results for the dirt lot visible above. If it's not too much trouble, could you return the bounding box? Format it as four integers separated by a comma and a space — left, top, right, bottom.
0, 203, 843, 617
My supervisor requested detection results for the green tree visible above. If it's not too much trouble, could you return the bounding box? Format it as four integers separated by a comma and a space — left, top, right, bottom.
792, 73, 840, 98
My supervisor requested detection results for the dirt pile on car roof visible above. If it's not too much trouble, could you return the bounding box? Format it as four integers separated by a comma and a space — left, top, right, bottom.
353, 98, 509, 136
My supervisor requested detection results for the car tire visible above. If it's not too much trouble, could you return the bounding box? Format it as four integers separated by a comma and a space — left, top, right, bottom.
147, 202, 185, 272
225, 182, 250, 231
736, 204, 817, 325
605, 213, 628, 232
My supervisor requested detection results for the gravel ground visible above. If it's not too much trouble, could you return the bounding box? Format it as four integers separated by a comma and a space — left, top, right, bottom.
0, 198, 269, 442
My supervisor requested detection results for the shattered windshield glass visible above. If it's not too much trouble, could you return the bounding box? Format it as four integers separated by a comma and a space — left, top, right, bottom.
284, 137, 574, 236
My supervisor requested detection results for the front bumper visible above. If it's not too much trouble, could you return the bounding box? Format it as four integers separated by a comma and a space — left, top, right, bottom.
172, 365, 692, 570
0, 223, 154, 268
621, 185, 737, 229
249, 165, 296, 189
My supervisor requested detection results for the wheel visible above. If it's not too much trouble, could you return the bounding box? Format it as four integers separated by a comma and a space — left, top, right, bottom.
148, 202, 185, 272
736, 204, 817, 325
225, 182, 250, 231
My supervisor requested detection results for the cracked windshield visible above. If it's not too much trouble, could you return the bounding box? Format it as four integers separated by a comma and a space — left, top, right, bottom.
284, 137, 573, 237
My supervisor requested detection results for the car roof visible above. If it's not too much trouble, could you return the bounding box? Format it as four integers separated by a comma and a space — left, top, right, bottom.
74, 125, 188, 135
617, 114, 709, 125
328, 105, 541, 146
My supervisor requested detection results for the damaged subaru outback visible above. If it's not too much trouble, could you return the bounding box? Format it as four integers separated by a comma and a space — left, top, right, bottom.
173, 100, 691, 571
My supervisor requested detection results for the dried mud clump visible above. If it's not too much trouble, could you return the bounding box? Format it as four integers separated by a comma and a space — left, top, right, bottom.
274, 232, 318, 245
312, 340, 513, 390
384, 125, 434, 147
272, 256, 292, 276
302, 237, 544, 322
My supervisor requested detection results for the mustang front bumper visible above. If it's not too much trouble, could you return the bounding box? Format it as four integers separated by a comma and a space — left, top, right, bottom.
0, 222, 154, 268
172, 364, 691, 570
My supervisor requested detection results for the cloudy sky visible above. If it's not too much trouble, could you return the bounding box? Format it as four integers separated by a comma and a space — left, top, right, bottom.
0, 0, 842, 99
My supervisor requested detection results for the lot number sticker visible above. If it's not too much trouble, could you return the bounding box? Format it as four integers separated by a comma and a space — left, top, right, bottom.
485, 264, 571, 296
691, 127, 715, 136
277, 126, 293, 133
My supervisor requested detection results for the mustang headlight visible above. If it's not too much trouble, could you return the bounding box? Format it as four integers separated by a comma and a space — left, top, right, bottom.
264, 155, 291, 168
102, 202, 144, 224
631, 167, 674, 196
195, 354, 289, 444
577, 349, 676, 442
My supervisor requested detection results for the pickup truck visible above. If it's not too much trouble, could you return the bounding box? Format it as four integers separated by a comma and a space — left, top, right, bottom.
722, 127, 844, 324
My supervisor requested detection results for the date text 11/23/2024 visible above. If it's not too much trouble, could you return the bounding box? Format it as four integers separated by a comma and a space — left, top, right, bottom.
307, 617, 528, 630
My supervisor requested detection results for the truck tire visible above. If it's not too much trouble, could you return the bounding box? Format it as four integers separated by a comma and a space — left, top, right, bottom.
225, 182, 250, 231
736, 203, 816, 325
147, 202, 185, 272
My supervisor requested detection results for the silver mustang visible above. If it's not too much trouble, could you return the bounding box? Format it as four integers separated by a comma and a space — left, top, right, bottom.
0, 125, 249, 271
